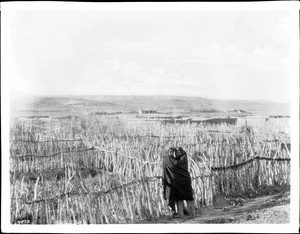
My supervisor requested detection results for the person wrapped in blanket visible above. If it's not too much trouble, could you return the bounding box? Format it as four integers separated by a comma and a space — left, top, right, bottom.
162, 147, 196, 218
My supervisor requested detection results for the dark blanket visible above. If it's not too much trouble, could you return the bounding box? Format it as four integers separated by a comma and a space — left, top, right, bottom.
162, 152, 194, 201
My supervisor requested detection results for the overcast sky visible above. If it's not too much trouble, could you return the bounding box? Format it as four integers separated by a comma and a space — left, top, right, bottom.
6, 9, 292, 102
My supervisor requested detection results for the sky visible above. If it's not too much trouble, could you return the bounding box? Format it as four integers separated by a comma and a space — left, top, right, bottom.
5, 9, 293, 102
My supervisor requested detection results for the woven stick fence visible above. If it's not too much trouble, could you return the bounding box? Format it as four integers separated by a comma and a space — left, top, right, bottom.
10, 141, 290, 224
10, 116, 290, 224
16, 155, 285, 204
12, 139, 83, 144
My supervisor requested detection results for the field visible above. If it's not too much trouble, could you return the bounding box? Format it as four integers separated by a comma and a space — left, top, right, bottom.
9, 95, 291, 224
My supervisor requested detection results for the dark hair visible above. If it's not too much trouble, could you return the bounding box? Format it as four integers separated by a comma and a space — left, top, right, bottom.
168, 147, 176, 155
175, 147, 183, 153
175, 147, 186, 158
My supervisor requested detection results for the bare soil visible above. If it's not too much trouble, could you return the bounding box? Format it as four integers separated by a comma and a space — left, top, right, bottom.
139, 185, 290, 224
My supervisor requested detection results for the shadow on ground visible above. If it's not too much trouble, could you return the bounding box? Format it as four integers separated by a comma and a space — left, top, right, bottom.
138, 184, 290, 224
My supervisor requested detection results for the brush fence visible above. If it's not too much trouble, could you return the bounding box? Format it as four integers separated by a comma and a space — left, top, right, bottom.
10, 139, 290, 224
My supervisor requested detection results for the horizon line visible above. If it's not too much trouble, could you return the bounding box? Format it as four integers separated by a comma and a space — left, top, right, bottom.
10, 90, 290, 104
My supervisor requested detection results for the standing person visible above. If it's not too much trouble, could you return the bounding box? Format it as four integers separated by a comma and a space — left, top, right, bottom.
162, 147, 195, 218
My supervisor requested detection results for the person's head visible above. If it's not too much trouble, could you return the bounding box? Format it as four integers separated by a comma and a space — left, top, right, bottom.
175, 147, 186, 158
168, 147, 176, 156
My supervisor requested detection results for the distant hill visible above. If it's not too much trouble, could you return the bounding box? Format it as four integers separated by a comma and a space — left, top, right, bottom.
29, 97, 117, 109
10, 93, 290, 116
11, 95, 214, 112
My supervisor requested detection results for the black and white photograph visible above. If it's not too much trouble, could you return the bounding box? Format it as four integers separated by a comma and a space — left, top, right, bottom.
1, 2, 299, 233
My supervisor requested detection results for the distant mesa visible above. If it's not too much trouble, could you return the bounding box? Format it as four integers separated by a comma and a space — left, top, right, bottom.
10, 95, 290, 119
172, 98, 186, 103
29, 97, 116, 109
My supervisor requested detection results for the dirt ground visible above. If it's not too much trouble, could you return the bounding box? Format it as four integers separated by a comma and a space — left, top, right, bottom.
140, 185, 290, 224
